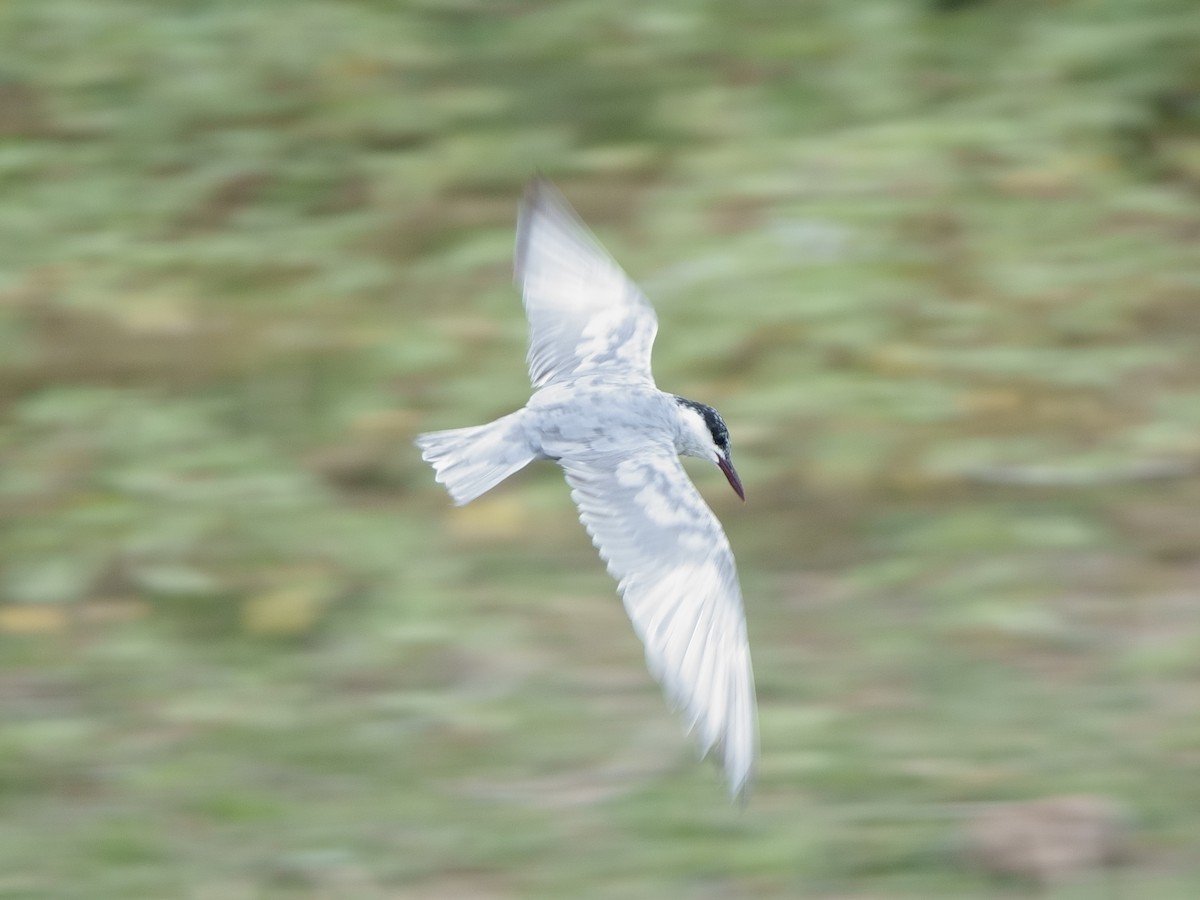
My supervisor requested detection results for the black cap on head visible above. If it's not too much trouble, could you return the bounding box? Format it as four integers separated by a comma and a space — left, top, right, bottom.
674, 396, 731, 453
674, 396, 744, 500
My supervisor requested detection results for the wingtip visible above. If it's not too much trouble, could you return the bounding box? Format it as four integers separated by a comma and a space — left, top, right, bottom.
514, 173, 579, 285
729, 769, 754, 806
514, 176, 542, 285
719, 751, 755, 805
700, 725, 756, 805
521, 171, 560, 216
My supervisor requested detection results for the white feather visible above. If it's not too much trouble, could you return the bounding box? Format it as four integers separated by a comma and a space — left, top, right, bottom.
417, 178, 758, 800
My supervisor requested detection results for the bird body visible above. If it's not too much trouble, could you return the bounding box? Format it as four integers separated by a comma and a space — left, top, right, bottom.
529, 377, 685, 458
416, 178, 757, 799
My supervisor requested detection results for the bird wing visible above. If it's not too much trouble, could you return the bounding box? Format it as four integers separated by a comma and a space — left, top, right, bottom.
559, 447, 757, 799
514, 177, 658, 389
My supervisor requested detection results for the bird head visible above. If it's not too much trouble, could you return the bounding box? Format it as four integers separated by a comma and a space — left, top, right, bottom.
672, 397, 745, 501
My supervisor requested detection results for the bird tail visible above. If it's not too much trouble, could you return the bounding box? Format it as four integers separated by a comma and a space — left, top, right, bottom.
415, 411, 536, 506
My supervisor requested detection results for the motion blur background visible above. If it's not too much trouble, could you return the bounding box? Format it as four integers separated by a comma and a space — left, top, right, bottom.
2, 0, 1200, 896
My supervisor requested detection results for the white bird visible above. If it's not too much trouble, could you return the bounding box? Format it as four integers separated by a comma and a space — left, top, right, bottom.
416, 177, 757, 799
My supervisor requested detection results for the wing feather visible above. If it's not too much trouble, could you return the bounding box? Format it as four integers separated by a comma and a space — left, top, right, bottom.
515, 178, 658, 388
560, 449, 757, 799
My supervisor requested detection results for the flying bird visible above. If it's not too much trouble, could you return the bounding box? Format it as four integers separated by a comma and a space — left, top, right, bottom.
415, 177, 757, 799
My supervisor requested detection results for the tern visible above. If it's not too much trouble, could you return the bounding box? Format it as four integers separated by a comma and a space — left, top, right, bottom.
416, 178, 757, 799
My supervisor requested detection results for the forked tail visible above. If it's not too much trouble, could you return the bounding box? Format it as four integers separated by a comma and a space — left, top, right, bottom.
415, 411, 536, 505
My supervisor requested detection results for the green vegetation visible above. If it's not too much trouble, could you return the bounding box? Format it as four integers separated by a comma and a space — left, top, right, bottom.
1, 0, 1199, 895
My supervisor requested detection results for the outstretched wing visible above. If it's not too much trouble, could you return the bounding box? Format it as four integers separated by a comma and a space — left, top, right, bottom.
559, 448, 757, 799
514, 177, 658, 388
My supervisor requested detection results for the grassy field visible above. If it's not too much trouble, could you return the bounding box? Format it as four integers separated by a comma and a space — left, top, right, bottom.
2, 0, 1200, 896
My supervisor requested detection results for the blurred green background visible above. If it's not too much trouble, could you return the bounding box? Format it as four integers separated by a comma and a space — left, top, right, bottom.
2, 0, 1200, 896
